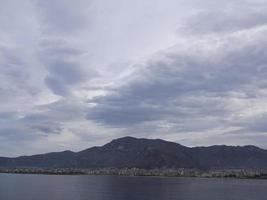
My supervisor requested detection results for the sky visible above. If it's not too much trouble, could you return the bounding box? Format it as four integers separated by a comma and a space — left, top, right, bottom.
1, 0, 267, 156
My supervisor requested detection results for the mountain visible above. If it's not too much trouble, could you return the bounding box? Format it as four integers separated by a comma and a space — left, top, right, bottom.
1, 136, 267, 170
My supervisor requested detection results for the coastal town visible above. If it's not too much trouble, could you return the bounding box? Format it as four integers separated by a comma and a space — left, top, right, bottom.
1, 168, 267, 179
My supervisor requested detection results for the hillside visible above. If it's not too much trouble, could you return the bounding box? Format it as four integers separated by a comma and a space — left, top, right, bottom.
1, 137, 267, 170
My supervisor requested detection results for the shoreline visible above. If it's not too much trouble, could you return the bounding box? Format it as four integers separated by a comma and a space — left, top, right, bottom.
1, 168, 267, 179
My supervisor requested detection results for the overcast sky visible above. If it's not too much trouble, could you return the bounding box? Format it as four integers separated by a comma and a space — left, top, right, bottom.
1, 0, 267, 156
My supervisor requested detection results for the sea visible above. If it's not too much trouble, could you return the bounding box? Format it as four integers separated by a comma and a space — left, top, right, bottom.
0, 173, 266, 200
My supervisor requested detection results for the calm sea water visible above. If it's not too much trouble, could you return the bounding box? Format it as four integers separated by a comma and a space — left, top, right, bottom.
0, 174, 266, 200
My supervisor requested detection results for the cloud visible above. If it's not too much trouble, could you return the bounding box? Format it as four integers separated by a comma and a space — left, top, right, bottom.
38, 39, 98, 97
33, 0, 92, 34
87, 25, 267, 139
2, 0, 267, 156
44, 58, 94, 96
178, 0, 267, 36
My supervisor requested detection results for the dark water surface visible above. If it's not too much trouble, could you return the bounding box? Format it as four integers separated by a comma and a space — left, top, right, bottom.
0, 174, 266, 200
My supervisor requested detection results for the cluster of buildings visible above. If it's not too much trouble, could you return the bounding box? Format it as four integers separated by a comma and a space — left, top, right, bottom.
0, 167, 267, 179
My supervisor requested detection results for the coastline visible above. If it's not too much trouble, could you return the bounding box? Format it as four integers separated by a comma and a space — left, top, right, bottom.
1, 168, 267, 179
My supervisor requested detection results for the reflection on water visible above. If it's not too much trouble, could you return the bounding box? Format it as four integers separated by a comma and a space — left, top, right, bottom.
0, 174, 266, 200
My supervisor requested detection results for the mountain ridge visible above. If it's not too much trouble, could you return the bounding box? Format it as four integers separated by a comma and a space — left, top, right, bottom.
1, 136, 267, 170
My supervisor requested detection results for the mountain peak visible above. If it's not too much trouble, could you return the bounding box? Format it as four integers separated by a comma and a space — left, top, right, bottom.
110, 136, 139, 143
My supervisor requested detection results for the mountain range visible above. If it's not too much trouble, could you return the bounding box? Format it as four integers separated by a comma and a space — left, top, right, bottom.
1, 136, 267, 170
